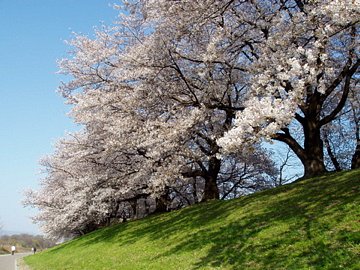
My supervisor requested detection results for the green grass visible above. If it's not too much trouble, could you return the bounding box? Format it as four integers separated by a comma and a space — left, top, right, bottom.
25, 169, 360, 270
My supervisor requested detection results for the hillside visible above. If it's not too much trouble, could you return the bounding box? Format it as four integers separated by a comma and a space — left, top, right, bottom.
24, 169, 360, 270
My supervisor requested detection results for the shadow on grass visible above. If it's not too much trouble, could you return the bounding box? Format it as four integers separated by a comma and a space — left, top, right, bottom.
60, 169, 360, 269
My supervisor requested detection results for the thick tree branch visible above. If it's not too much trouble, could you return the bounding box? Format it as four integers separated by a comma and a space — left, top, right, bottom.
323, 59, 358, 98
273, 128, 306, 163
320, 59, 360, 127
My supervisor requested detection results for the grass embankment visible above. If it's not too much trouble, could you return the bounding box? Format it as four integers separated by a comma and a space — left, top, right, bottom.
25, 169, 360, 269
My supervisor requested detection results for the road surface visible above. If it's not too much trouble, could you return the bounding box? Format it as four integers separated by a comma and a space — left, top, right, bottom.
0, 253, 31, 270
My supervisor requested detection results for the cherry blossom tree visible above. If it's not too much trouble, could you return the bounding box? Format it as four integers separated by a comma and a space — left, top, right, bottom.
218, 0, 359, 178
24, 130, 152, 237
25, 0, 359, 238
24, 0, 276, 238
57, 0, 277, 201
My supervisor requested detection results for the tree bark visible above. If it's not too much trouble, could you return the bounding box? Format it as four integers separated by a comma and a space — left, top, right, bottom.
154, 189, 169, 213
301, 154, 327, 178
351, 105, 360, 170
273, 56, 360, 178
202, 157, 220, 201
302, 117, 327, 177
274, 115, 327, 179
351, 141, 360, 169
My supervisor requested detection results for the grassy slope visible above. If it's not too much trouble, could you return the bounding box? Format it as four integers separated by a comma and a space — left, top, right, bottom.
25, 169, 360, 270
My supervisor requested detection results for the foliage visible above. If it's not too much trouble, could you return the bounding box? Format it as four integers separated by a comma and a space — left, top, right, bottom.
216, 0, 359, 176
24, 169, 360, 270
24, 0, 359, 238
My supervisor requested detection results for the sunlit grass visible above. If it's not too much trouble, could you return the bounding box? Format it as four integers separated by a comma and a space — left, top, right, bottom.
25, 169, 360, 269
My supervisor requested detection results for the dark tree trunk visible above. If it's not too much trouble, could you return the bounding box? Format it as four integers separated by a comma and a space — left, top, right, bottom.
302, 154, 327, 178
154, 190, 169, 213
351, 110, 360, 169
274, 109, 327, 179
202, 157, 220, 201
128, 198, 137, 219
302, 118, 327, 178
273, 56, 359, 179
274, 128, 327, 179
127, 194, 147, 219
351, 141, 360, 169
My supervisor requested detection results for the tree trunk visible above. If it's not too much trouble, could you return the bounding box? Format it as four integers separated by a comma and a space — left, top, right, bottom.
274, 116, 327, 179
302, 155, 327, 178
128, 198, 137, 219
273, 58, 359, 177
154, 192, 169, 213
351, 141, 360, 169
351, 114, 360, 169
302, 120, 327, 178
202, 157, 220, 201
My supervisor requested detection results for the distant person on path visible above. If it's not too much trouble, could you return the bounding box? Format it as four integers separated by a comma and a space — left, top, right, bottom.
11, 245, 16, 255
32, 247, 37, 254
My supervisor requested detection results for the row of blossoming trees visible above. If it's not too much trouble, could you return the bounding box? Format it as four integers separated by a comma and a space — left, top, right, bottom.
24, 0, 359, 239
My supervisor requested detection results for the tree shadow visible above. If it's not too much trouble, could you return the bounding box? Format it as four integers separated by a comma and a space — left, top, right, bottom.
58, 170, 359, 269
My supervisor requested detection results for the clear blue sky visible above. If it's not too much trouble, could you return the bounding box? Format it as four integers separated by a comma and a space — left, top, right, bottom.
0, 1, 119, 235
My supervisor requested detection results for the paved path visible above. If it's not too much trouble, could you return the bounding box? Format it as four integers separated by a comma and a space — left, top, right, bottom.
0, 253, 31, 270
